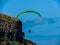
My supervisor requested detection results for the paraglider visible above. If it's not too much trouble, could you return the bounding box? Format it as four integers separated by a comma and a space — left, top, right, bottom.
16, 10, 41, 18
16, 10, 41, 33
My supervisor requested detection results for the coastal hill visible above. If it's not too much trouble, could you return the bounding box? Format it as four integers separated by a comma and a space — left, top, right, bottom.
0, 13, 36, 45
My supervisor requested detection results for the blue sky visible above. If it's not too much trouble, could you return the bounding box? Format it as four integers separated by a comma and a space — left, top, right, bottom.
1, 0, 60, 17
1, 0, 60, 34
1, 0, 60, 45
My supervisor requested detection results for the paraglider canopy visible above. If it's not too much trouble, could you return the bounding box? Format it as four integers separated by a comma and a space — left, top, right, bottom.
16, 10, 41, 18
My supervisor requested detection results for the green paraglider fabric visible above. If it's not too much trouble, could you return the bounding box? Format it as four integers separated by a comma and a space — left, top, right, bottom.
16, 10, 41, 18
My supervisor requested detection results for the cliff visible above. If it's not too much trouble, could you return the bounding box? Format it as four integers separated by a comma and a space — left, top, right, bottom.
0, 13, 36, 45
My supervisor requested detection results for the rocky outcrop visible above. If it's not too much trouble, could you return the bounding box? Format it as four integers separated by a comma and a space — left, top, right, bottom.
0, 13, 36, 45
23, 39, 36, 45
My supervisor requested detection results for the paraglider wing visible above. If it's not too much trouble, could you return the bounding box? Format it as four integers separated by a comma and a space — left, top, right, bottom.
16, 10, 41, 18
16, 10, 42, 30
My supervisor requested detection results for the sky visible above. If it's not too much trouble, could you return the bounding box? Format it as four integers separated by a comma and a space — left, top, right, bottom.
0, 0, 60, 35
0, 0, 60, 45
0, 0, 60, 17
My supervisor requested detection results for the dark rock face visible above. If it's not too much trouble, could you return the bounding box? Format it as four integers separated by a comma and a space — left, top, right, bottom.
16, 20, 24, 43
0, 13, 24, 43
